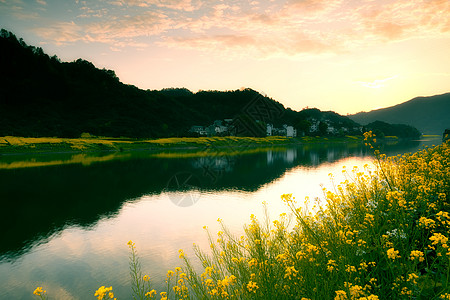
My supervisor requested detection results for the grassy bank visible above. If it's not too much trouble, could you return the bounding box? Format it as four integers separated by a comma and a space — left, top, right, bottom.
34, 135, 450, 300
0, 135, 362, 155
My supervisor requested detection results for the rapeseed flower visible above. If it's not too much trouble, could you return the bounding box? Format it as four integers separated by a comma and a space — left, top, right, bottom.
387, 248, 400, 260
410, 250, 425, 262
33, 287, 46, 296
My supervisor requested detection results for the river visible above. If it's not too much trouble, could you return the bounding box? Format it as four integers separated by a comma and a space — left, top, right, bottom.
0, 137, 440, 299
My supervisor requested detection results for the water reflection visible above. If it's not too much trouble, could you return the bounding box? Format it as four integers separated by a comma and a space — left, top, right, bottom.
0, 139, 435, 261
1, 139, 432, 262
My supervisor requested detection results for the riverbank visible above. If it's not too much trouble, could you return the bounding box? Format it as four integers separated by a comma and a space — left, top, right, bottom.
0, 135, 363, 155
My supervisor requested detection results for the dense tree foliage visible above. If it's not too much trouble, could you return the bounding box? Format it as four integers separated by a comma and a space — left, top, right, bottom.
365, 121, 422, 139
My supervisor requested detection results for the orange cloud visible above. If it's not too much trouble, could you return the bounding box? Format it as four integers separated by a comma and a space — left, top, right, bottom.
284, 0, 342, 13
31, 0, 450, 58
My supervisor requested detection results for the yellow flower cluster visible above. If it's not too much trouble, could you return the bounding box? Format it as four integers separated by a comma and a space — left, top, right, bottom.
246, 281, 259, 293
144, 290, 156, 298
387, 248, 400, 260
429, 232, 449, 246
409, 250, 425, 262
94, 286, 115, 300
418, 217, 436, 229
33, 287, 46, 296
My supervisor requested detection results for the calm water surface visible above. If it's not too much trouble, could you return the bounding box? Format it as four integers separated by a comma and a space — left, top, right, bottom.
0, 138, 440, 299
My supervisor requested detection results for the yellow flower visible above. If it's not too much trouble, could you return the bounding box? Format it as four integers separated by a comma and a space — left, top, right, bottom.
345, 265, 357, 273
205, 267, 214, 276
280, 193, 293, 202
127, 240, 134, 247
387, 248, 400, 260
248, 258, 258, 268
348, 284, 363, 298
143, 275, 150, 281
429, 232, 448, 246
334, 290, 347, 300
173, 286, 181, 293
209, 288, 218, 296
410, 250, 425, 262
407, 273, 419, 285
327, 259, 337, 272
94, 286, 113, 300
247, 281, 259, 293
33, 287, 46, 296
284, 266, 298, 279
145, 290, 157, 298
418, 217, 436, 229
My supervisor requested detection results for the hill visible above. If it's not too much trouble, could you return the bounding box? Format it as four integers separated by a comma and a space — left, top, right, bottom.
364, 121, 421, 139
0, 29, 365, 139
0, 30, 282, 138
349, 93, 450, 134
3, 30, 276, 138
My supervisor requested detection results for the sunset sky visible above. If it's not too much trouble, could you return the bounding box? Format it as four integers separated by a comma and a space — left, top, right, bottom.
1, 0, 449, 114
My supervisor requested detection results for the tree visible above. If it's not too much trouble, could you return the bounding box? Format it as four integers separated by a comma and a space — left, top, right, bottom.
295, 119, 312, 135
319, 121, 328, 136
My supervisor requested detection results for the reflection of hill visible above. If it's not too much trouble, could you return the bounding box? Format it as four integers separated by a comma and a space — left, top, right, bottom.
0, 141, 421, 259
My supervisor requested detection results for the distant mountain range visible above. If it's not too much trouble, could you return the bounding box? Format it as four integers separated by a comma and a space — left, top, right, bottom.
349, 93, 450, 134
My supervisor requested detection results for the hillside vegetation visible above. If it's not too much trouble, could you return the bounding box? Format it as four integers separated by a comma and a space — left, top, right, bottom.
364, 121, 421, 139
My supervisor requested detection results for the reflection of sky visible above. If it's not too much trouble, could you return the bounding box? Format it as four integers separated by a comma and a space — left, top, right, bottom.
0, 155, 373, 299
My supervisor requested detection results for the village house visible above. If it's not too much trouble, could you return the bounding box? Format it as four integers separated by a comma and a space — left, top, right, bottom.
266, 124, 297, 137
189, 125, 207, 136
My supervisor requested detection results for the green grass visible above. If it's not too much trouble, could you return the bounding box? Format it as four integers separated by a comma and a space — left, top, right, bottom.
0, 135, 363, 155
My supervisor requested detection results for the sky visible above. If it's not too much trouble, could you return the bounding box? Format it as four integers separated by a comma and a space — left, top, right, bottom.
1, 0, 449, 115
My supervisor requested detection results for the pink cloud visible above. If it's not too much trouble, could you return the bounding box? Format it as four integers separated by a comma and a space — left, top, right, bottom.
33, 22, 86, 45
86, 11, 172, 39
109, 0, 201, 11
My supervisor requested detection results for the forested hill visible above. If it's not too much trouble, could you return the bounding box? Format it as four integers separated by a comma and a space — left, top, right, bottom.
349, 93, 450, 135
0, 30, 358, 138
